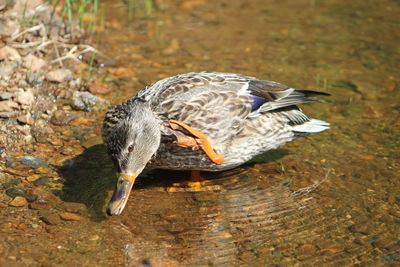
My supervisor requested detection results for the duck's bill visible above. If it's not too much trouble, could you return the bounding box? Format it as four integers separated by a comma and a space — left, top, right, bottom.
107, 173, 137, 216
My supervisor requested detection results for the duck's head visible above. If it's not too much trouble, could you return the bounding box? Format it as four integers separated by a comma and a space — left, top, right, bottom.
104, 100, 161, 215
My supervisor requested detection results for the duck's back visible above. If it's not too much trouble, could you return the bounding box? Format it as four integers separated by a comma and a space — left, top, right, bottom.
140, 71, 329, 171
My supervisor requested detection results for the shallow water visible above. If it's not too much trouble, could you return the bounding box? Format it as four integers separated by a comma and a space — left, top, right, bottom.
95, 0, 400, 265
1, 0, 400, 266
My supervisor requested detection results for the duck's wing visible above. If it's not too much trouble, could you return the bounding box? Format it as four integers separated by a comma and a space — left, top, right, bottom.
141, 71, 328, 144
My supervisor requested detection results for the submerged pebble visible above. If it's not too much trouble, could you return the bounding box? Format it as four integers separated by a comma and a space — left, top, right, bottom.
5, 188, 27, 198
50, 110, 77, 126
21, 156, 47, 169
33, 177, 51, 186
9, 196, 28, 207
60, 212, 81, 221
41, 213, 61, 225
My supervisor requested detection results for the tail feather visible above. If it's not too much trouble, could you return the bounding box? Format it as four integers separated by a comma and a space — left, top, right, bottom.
291, 119, 330, 133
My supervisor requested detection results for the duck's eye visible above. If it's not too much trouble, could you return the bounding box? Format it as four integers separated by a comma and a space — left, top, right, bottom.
128, 145, 134, 152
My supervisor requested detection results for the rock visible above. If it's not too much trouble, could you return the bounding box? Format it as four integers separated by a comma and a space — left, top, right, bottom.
0, 111, 18, 118
23, 54, 46, 72
0, 64, 15, 80
21, 156, 47, 169
0, 19, 19, 37
63, 202, 85, 213
321, 243, 344, 253
88, 81, 112, 95
349, 223, 370, 235
60, 212, 81, 221
0, 92, 13, 100
17, 113, 34, 125
50, 110, 77, 126
18, 79, 28, 88
5, 188, 27, 198
298, 244, 317, 255
15, 90, 35, 105
0, 100, 18, 111
5, 156, 17, 168
0, 46, 21, 61
9, 196, 28, 207
41, 214, 61, 225
372, 238, 394, 250
71, 91, 107, 111
29, 202, 50, 210
26, 72, 42, 84
45, 69, 73, 83
33, 177, 50, 186
0, 172, 6, 183
14, 125, 31, 135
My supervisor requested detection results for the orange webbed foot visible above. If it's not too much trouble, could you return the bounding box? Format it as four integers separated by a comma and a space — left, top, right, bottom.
167, 171, 209, 192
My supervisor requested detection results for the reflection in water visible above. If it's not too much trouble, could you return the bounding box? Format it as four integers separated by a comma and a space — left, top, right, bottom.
110, 168, 331, 266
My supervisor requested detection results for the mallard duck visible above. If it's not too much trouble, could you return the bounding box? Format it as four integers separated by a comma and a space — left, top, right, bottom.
103, 71, 329, 215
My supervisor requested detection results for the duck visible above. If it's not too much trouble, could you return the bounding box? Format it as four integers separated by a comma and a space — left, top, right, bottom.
102, 71, 329, 215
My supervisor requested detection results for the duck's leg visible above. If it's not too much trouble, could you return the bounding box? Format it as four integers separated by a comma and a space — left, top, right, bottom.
167, 170, 206, 192
169, 120, 224, 165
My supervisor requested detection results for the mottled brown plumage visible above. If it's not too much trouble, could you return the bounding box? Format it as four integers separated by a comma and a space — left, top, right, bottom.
103, 71, 329, 215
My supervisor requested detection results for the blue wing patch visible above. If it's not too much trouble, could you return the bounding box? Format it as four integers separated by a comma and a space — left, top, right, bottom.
251, 95, 267, 111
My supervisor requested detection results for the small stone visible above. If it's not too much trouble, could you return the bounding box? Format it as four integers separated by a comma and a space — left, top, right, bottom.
14, 125, 31, 135
26, 72, 41, 84
23, 54, 46, 72
0, 19, 19, 36
50, 110, 77, 126
0, 92, 13, 100
0, 46, 21, 61
29, 202, 50, 210
9, 196, 28, 207
17, 223, 27, 230
63, 202, 85, 213
88, 81, 112, 95
5, 188, 27, 198
21, 156, 47, 169
33, 177, 50, 186
0, 64, 14, 80
0, 111, 18, 118
0, 100, 19, 111
71, 91, 107, 111
89, 235, 100, 241
298, 244, 317, 255
17, 113, 34, 125
18, 79, 28, 88
60, 212, 81, 221
41, 214, 61, 225
321, 243, 344, 253
15, 90, 35, 105
45, 69, 73, 83
5, 156, 17, 168
349, 224, 370, 235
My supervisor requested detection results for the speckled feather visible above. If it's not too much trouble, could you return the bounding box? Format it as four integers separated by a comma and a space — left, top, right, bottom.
103, 71, 329, 172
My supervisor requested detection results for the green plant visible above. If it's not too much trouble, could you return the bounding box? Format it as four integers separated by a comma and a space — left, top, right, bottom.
51, 0, 99, 30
